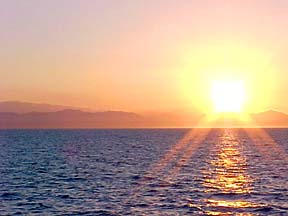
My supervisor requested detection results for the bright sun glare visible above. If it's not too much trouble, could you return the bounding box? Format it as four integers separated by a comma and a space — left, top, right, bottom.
211, 80, 245, 113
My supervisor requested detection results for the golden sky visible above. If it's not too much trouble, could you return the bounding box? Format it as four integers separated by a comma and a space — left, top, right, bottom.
1, 1, 288, 113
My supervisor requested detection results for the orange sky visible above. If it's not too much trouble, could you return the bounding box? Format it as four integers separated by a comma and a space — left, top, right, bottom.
1, 1, 288, 113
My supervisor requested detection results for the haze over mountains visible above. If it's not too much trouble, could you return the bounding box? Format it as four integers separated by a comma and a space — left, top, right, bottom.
0, 101, 94, 113
0, 101, 287, 128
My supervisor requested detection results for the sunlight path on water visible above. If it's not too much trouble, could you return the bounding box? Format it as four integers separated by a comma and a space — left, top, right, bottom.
123, 128, 286, 215
202, 129, 253, 194
200, 129, 263, 215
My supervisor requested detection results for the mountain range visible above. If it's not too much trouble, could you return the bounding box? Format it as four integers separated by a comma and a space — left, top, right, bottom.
0, 101, 287, 128
0, 101, 94, 113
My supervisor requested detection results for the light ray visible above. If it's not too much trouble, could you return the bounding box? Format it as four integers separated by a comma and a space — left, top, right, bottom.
166, 128, 211, 178
137, 116, 211, 180
243, 116, 288, 163
123, 116, 211, 208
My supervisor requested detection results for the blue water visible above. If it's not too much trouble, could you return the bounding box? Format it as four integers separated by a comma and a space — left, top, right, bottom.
0, 128, 287, 215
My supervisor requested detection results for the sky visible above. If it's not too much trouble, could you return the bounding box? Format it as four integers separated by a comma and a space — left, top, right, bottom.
1, 0, 288, 113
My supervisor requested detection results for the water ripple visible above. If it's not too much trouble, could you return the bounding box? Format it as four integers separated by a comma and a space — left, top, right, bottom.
0, 129, 287, 215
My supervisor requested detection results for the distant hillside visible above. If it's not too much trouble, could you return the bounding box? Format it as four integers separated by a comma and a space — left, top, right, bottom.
0, 109, 143, 128
251, 110, 288, 126
207, 110, 288, 127
0, 101, 205, 128
0, 101, 92, 113
0, 103, 287, 128
0, 109, 204, 128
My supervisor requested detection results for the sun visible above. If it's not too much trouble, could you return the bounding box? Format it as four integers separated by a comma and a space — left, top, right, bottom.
211, 80, 245, 113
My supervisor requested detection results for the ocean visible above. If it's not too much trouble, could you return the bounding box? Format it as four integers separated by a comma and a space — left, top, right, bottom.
0, 128, 287, 215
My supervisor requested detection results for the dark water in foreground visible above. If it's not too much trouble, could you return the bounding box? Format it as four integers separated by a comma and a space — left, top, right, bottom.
0, 128, 287, 215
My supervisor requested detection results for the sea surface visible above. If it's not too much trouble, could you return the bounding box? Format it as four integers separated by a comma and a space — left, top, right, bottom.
0, 128, 287, 215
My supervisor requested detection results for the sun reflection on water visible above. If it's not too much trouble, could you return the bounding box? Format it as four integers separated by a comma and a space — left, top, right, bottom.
202, 129, 259, 215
